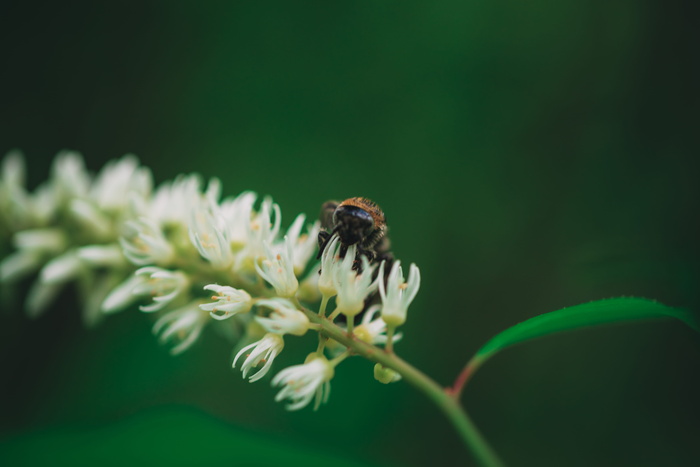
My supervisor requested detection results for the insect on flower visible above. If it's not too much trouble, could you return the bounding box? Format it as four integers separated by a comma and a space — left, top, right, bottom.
316, 197, 394, 270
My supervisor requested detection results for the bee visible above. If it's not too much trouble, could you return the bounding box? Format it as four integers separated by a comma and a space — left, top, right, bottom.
317, 197, 393, 271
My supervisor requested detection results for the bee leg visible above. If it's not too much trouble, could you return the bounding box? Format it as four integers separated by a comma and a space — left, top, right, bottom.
375, 251, 394, 274
357, 246, 376, 263
316, 230, 331, 259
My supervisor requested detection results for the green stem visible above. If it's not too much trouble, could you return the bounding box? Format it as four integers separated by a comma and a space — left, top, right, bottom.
449, 355, 489, 401
385, 325, 396, 354
318, 295, 330, 317
346, 315, 354, 335
328, 308, 341, 321
330, 350, 350, 366
316, 336, 327, 354
299, 306, 504, 467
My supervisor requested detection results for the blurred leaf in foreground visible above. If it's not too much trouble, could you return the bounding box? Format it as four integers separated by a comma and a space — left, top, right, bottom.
0, 407, 376, 467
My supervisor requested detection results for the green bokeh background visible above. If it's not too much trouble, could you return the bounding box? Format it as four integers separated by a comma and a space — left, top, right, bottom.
1, 1, 699, 466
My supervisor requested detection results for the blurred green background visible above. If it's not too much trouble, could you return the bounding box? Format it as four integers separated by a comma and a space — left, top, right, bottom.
1, 1, 699, 466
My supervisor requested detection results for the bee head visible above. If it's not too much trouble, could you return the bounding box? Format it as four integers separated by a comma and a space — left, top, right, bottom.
333, 205, 375, 245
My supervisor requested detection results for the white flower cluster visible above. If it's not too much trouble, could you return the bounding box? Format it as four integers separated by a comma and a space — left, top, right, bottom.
0, 151, 421, 411
0, 151, 151, 324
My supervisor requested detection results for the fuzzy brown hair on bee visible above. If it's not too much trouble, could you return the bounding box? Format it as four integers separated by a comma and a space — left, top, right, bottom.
316, 197, 393, 270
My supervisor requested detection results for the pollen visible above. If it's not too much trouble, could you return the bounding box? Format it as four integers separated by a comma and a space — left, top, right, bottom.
399, 283, 408, 290
276, 254, 282, 261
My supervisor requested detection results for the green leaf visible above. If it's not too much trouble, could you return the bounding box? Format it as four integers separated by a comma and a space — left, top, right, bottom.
467, 297, 699, 377
0, 407, 377, 467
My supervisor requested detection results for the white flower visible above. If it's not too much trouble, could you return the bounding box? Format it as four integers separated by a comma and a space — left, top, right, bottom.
120, 217, 174, 266
145, 174, 201, 225
77, 244, 126, 267
0, 150, 32, 228
233, 333, 284, 382
153, 301, 209, 355
51, 151, 90, 202
255, 236, 298, 298
132, 266, 189, 312
27, 181, 57, 226
219, 191, 257, 247
2, 217, 64, 280
353, 304, 403, 346
334, 250, 377, 318
234, 197, 281, 273
285, 214, 321, 276
255, 298, 309, 336
69, 199, 113, 239
39, 250, 83, 284
80, 272, 124, 328
2, 150, 26, 188
101, 273, 149, 314
25, 279, 63, 319
91, 154, 152, 212
199, 284, 252, 320
13, 228, 66, 253
378, 260, 420, 327
0, 250, 42, 282
317, 235, 341, 298
296, 265, 321, 304
272, 355, 334, 411
189, 197, 234, 269
22, 251, 84, 318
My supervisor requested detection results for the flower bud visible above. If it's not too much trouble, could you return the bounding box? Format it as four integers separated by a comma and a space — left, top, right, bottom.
374, 363, 401, 384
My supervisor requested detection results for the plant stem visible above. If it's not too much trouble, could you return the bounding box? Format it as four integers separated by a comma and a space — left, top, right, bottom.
318, 295, 330, 317
298, 305, 504, 467
449, 356, 487, 401
385, 325, 395, 354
